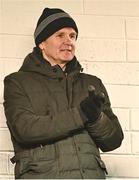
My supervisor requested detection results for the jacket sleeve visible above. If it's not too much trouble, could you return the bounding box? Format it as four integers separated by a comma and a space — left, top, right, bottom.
85, 80, 124, 152
3, 76, 84, 146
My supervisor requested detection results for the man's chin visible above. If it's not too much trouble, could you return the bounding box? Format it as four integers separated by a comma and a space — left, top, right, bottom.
62, 56, 74, 62
62, 59, 73, 64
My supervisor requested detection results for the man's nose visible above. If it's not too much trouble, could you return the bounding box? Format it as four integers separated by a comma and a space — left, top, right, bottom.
64, 36, 72, 44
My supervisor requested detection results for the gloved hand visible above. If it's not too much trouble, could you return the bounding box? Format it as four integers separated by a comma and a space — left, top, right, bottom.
80, 85, 105, 123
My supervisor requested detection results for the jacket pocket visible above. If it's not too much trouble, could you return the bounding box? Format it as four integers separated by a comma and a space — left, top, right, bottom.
95, 156, 108, 175
14, 157, 31, 179
13, 145, 57, 178
26, 159, 56, 174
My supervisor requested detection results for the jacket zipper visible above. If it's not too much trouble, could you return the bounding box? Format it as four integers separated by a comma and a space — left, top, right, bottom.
65, 73, 69, 104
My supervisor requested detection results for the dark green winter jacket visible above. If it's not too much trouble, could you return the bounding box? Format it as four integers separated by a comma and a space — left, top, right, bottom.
3, 47, 123, 179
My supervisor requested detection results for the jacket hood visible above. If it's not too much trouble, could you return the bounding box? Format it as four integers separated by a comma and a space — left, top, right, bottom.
19, 47, 82, 78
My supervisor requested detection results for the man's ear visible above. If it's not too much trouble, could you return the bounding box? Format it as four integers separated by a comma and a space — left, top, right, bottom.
39, 43, 44, 50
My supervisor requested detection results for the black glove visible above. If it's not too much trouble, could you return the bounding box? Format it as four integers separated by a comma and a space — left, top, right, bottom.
80, 85, 105, 123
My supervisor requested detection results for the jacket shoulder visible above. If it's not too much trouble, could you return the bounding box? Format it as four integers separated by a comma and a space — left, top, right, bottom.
4, 71, 29, 82
80, 72, 102, 83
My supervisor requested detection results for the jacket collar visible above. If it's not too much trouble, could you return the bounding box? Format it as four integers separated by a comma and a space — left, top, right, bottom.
19, 47, 83, 79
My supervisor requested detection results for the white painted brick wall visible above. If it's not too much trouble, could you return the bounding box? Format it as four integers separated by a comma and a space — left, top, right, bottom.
0, 0, 139, 179
131, 109, 139, 131
127, 40, 139, 61
126, 18, 139, 39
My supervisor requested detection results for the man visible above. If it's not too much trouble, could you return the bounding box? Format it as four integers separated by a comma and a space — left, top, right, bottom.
3, 8, 123, 179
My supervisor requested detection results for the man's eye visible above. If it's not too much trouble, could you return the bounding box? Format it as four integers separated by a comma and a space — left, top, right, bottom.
70, 34, 77, 39
71, 35, 76, 39
57, 34, 64, 38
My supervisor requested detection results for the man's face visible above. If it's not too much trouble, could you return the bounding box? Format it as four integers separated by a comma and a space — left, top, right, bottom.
39, 27, 77, 65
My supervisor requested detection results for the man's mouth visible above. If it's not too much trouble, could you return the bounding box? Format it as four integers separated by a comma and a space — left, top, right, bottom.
61, 49, 72, 52
61, 46, 72, 52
